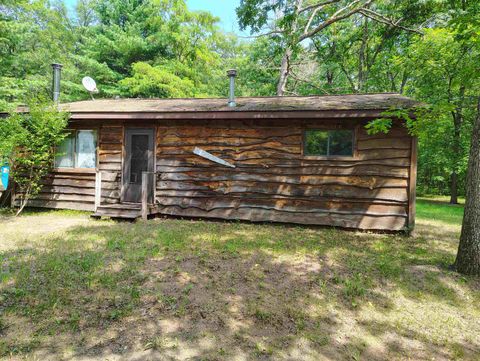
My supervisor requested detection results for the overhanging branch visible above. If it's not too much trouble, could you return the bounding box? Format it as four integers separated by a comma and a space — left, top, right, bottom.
358, 8, 424, 35
239, 29, 285, 39
299, 0, 340, 14
299, 0, 372, 41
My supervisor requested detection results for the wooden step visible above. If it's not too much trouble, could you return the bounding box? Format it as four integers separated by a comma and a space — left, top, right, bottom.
92, 203, 142, 220
101, 203, 141, 210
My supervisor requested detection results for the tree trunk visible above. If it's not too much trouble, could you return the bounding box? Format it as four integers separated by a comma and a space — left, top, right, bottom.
454, 97, 480, 275
357, 17, 368, 92
399, 69, 408, 94
16, 196, 28, 216
450, 85, 466, 204
450, 171, 458, 204
277, 47, 292, 96
326, 69, 333, 86
277, 0, 303, 96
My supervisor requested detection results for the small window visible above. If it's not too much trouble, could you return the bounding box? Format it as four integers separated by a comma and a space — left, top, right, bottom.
55, 133, 75, 168
76, 130, 97, 168
304, 129, 354, 157
55, 130, 97, 168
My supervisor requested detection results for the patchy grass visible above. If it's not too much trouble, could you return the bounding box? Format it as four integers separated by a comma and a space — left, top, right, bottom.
417, 196, 464, 226
0, 200, 478, 360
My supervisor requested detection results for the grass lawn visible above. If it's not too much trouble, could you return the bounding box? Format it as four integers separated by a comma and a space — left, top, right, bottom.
0, 198, 479, 360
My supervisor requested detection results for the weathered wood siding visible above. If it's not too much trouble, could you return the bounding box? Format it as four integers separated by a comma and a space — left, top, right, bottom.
28, 170, 97, 211
155, 118, 414, 231
25, 116, 415, 231
97, 125, 123, 204
22, 125, 123, 211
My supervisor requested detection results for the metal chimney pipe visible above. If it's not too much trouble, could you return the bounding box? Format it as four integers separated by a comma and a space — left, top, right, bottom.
227, 69, 237, 107
51, 63, 62, 103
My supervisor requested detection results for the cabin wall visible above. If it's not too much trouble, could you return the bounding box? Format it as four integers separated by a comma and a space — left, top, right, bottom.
154, 118, 414, 231
23, 116, 415, 231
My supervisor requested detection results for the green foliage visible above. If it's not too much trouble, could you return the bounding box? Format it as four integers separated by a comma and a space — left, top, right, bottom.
237, 0, 436, 94
366, 107, 428, 137
0, 99, 68, 214
405, 25, 480, 196
365, 118, 393, 135
232, 37, 280, 96
0, 0, 239, 109
119, 62, 194, 98
237, 0, 278, 33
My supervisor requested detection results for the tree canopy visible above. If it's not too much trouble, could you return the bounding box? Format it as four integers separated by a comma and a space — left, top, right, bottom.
0, 0, 239, 108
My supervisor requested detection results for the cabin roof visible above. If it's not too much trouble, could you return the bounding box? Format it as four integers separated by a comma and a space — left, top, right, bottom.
58, 93, 420, 113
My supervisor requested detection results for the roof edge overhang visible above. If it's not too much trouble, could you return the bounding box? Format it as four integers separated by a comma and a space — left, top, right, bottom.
68, 109, 418, 121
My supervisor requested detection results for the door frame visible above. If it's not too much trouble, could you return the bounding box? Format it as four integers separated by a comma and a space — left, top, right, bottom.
121, 127, 156, 203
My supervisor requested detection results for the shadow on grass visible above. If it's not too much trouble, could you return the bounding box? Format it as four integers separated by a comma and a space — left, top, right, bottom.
0, 217, 479, 360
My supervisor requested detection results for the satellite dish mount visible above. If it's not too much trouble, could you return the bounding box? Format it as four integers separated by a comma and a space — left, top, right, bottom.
82, 76, 99, 100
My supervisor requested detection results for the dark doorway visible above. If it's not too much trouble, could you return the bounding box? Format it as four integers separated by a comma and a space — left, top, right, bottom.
123, 128, 154, 203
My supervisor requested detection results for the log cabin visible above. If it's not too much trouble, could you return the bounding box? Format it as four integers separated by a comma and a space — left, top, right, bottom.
10, 90, 419, 231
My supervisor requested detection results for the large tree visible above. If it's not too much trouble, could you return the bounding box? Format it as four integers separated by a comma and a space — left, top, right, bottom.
236, 0, 425, 95
455, 98, 480, 275
452, 0, 480, 274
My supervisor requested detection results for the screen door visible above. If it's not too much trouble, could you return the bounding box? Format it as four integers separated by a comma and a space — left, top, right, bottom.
123, 128, 154, 203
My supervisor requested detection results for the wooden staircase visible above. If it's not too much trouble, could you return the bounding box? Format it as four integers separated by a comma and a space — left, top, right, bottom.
91, 203, 143, 220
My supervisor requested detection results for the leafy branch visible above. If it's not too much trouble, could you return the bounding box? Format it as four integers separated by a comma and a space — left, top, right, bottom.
0, 99, 69, 215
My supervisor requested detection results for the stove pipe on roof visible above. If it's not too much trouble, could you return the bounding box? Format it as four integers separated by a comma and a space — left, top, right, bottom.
51, 63, 62, 104
227, 69, 237, 107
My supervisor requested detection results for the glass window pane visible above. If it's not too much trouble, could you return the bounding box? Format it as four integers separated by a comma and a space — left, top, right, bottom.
75, 130, 97, 168
55, 133, 74, 168
305, 130, 328, 155
329, 130, 353, 156
304, 129, 353, 156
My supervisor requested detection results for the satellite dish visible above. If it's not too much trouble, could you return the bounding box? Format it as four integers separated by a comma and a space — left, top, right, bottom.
82, 76, 98, 99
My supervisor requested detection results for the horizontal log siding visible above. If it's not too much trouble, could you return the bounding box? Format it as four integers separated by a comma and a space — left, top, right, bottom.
23, 125, 123, 211
25, 116, 414, 231
98, 126, 123, 204
16, 170, 97, 211
155, 119, 412, 230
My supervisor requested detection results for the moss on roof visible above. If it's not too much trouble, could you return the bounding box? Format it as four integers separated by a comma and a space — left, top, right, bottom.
58, 93, 421, 113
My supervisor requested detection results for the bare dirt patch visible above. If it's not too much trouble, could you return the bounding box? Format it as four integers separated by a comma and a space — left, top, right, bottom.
0, 211, 92, 252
